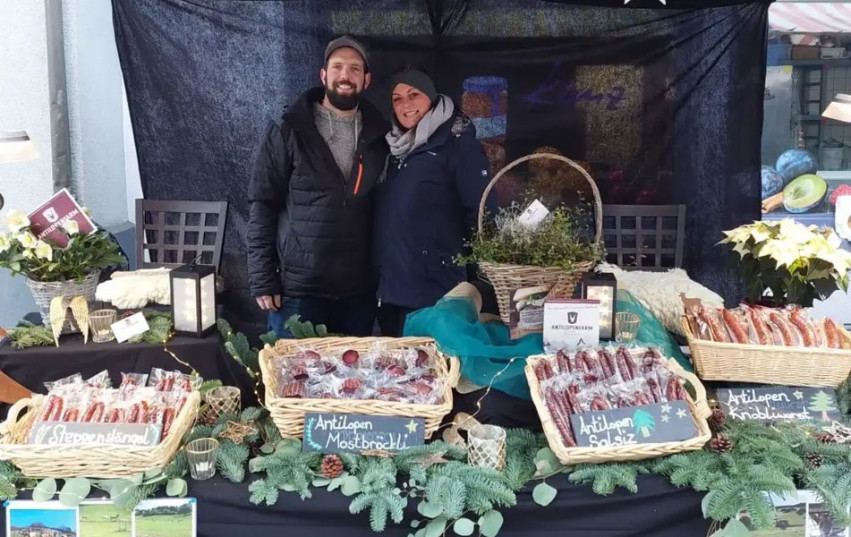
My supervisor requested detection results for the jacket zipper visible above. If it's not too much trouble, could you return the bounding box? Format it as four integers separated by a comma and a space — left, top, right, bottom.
353, 155, 364, 195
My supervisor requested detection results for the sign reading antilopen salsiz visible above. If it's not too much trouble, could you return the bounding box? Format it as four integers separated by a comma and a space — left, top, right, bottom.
302, 413, 425, 454
569, 401, 698, 448
717, 387, 840, 423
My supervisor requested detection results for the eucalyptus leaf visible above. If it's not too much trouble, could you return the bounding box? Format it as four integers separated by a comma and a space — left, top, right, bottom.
411, 520, 420, 528
143, 468, 164, 481
128, 473, 144, 485
59, 477, 91, 507
281, 482, 298, 492
532, 482, 557, 507
453, 517, 475, 536
701, 490, 717, 519
276, 438, 302, 456
260, 443, 275, 454
340, 475, 361, 496
417, 500, 443, 519
425, 517, 448, 537
166, 478, 188, 497
32, 478, 57, 502
327, 475, 347, 492
534, 447, 560, 475
312, 477, 331, 487
479, 510, 504, 537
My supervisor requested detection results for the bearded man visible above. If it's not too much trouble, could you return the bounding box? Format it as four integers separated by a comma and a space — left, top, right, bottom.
247, 36, 388, 337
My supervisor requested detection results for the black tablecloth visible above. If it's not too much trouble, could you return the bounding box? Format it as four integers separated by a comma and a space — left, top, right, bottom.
0, 333, 257, 416
0, 473, 708, 537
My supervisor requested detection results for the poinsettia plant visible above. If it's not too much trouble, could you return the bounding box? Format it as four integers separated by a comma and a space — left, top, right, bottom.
0, 209, 126, 282
719, 219, 851, 307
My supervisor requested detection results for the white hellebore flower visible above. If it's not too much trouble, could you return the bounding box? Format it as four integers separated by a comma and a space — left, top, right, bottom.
34, 240, 53, 261
0, 233, 10, 253
17, 231, 37, 249
21, 249, 35, 259
62, 219, 80, 235
2, 209, 30, 234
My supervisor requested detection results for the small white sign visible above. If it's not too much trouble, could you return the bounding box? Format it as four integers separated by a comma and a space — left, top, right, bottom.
111, 312, 150, 343
517, 199, 550, 229
543, 299, 600, 352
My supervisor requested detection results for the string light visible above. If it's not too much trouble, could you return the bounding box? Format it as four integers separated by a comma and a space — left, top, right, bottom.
439, 357, 519, 437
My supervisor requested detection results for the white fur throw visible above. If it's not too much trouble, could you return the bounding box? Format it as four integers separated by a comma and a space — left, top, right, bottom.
96, 268, 172, 309
596, 263, 724, 336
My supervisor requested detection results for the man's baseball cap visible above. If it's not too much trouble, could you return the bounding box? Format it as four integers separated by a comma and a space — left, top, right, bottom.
324, 35, 369, 71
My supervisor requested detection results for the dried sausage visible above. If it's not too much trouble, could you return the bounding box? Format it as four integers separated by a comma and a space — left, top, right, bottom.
722, 309, 749, 344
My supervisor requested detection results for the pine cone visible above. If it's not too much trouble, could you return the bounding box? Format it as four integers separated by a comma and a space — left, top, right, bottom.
816, 432, 836, 444
321, 454, 344, 479
709, 434, 733, 453
708, 409, 726, 433
805, 451, 824, 469
199, 408, 220, 427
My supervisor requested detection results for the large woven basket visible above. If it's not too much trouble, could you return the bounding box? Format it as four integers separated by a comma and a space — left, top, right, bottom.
25, 271, 100, 334
0, 391, 199, 478
260, 337, 461, 439
476, 153, 603, 325
682, 317, 851, 387
525, 351, 711, 465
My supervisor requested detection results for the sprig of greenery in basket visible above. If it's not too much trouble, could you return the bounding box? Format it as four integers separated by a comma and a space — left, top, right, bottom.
457, 204, 603, 268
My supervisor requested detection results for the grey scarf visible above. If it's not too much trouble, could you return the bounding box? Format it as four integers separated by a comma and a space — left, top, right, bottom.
386, 95, 455, 158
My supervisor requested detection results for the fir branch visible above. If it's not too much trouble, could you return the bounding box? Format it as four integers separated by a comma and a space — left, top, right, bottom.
9, 323, 55, 349
249, 478, 279, 505
569, 462, 649, 495
217, 440, 250, 483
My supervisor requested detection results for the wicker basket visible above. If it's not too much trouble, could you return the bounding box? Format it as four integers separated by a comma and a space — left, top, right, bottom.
260, 337, 461, 439
682, 317, 851, 387
25, 271, 100, 334
0, 391, 200, 478
476, 154, 603, 325
525, 352, 711, 465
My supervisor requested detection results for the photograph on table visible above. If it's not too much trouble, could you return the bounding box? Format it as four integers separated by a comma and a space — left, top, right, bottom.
80, 501, 130, 536
132, 498, 196, 537
6, 500, 78, 537
742, 491, 848, 537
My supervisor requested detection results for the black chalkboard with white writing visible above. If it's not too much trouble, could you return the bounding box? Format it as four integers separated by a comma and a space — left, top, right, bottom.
569, 401, 698, 448
302, 413, 425, 454
717, 387, 840, 423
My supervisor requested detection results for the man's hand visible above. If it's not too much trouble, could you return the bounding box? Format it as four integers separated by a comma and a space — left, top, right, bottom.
256, 295, 281, 310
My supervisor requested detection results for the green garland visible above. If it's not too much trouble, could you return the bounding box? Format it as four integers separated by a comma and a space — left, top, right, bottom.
8, 310, 174, 349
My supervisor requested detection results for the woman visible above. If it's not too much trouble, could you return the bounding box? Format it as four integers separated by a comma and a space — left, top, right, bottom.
374, 66, 497, 336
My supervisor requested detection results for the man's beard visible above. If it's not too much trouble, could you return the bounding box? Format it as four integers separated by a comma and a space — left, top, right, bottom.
325, 82, 360, 111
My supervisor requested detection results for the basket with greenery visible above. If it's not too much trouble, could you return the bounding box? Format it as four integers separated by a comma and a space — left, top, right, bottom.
466, 153, 604, 324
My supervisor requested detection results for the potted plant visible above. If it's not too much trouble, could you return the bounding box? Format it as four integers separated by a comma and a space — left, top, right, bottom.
718, 219, 851, 307
0, 209, 126, 331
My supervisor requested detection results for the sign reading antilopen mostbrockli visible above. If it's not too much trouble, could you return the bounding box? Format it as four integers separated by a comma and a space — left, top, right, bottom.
570, 401, 698, 448
716, 387, 840, 423
302, 413, 425, 454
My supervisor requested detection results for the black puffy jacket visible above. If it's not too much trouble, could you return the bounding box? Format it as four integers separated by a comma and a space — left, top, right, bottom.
247, 87, 389, 299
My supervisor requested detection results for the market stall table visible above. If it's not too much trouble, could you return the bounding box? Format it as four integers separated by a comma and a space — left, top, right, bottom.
0, 473, 710, 537
0, 332, 257, 417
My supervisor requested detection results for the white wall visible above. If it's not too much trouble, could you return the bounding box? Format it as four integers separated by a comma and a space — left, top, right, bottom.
62, 0, 128, 227
0, 1, 55, 327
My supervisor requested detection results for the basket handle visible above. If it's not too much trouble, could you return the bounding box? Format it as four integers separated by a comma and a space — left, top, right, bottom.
0, 397, 35, 442
446, 356, 462, 389
668, 359, 711, 420
476, 153, 603, 245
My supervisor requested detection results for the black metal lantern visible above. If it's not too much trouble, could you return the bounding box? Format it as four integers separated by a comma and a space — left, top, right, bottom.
581, 272, 617, 340
170, 263, 216, 337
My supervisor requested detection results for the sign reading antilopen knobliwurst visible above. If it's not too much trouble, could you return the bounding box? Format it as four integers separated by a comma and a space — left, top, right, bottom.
302, 413, 425, 454
28, 422, 162, 447
717, 387, 840, 423
569, 401, 698, 448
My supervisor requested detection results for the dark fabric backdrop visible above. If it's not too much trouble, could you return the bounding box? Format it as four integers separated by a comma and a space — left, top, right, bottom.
113, 0, 768, 338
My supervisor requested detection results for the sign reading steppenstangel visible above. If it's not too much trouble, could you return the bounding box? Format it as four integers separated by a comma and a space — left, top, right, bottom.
570, 401, 698, 448
302, 413, 425, 454
28, 422, 162, 447
717, 387, 840, 423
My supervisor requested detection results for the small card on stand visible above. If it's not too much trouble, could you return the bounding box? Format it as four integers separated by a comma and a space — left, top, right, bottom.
302, 413, 425, 454
517, 199, 550, 229
543, 299, 600, 352
111, 312, 150, 343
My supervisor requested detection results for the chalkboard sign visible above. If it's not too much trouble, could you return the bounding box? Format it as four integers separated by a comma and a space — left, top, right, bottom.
570, 401, 698, 448
716, 387, 840, 423
303, 413, 425, 454
29, 422, 162, 447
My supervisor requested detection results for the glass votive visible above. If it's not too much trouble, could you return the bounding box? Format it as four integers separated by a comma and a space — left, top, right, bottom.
185, 438, 219, 480
202, 386, 241, 422
89, 309, 117, 343
615, 312, 641, 343
467, 424, 506, 471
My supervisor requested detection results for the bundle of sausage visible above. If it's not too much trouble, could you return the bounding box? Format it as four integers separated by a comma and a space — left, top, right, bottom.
37, 368, 196, 441
532, 346, 687, 448
686, 305, 850, 349
272, 345, 444, 405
